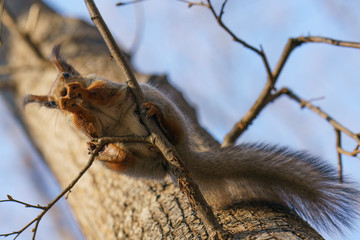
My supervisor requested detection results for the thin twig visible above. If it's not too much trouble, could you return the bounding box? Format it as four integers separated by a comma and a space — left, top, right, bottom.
297, 36, 360, 48
182, 0, 275, 146
270, 36, 360, 81
281, 88, 360, 145
222, 39, 304, 145
91, 135, 150, 145
263, 87, 360, 182
178, 0, 284, 146
176, 0, 209, 8
180, 1, 360, 153
336, 147, 360, 158
269, 87, 360, 169
335, 130, 343, 183
271, 38, 303, 82
0, 141, 100, 239
0, 195, 46, 210
206, 0, 260, 55
218, 0, 228, 21
223, 35, 360, 145
84, 0, 143, 100
84, 0, 227, 238
206, 0, 275, 86
116, 0, 147, 6
0, 136, 148, 239
0, 213, 37, 239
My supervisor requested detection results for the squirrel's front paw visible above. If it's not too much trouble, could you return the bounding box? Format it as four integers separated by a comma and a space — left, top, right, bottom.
67, 82, 83, 99
59, 96, 80, 113
59, 96, 70, 110
142, 102, 161, 118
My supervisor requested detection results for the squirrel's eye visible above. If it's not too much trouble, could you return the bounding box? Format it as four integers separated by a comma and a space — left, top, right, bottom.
63, 72, 71, 79
49, 101, 56, 107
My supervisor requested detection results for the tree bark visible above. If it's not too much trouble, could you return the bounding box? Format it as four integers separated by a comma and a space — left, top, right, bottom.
1, 1, 324, 239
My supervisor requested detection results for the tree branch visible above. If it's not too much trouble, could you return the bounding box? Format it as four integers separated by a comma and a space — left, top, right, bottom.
281, 88, 360, 145
223, 35, 360, 145
296, 36, 360, 48
179, 0, 360, 187
0, 140, 101, 239
206, 0, 275, 86
194, 1, 360, 146
183, 0, 275, 146
336, 146, 360, 158
178, 1, 283, 146
83, 0, 227, 239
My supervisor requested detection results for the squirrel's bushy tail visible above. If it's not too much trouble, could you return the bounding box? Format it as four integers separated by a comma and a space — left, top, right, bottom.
183, 143, 360, 233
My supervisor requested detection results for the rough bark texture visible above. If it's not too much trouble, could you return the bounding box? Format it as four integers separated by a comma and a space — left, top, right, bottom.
1, 1, 324, 239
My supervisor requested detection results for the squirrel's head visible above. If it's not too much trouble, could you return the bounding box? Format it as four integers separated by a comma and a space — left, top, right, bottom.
23, 45, 85, 109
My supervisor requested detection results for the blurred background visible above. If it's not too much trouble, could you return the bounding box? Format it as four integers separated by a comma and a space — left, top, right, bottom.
1, 0, 360, 239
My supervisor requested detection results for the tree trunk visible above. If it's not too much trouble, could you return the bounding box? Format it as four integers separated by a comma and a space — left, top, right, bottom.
1, 1, 324, 239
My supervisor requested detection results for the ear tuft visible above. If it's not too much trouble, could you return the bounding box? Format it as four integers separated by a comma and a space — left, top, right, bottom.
50, 44, 79, 75
23, 94, 53, 108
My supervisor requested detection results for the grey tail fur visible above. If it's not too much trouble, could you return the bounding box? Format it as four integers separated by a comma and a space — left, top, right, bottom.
183, 143, 360, 233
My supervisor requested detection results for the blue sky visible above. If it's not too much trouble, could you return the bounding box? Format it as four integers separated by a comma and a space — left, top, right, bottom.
1, 0, 360, 239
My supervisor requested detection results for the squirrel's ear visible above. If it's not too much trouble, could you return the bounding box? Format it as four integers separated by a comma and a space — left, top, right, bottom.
23, 94, 56, 108
50, 44, 79, 75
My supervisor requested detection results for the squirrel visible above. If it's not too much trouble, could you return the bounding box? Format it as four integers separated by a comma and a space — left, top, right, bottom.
24, 45, 360, 233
